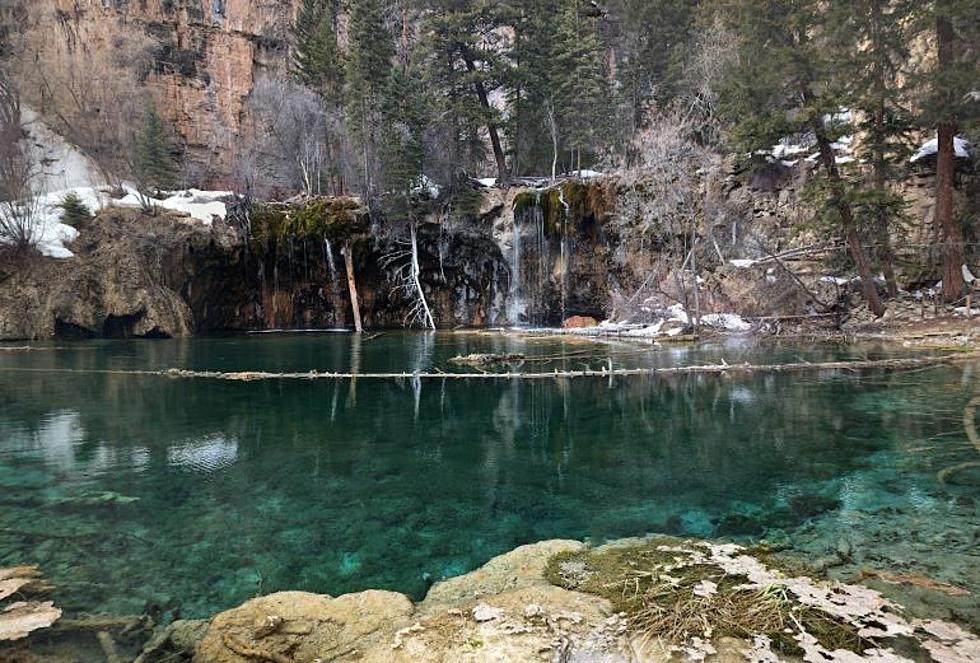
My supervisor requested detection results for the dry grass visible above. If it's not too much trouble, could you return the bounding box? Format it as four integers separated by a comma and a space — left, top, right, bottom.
545, 539, 868, 657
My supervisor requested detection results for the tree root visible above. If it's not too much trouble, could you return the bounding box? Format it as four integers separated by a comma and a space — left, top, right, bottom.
222, 634, 294, 663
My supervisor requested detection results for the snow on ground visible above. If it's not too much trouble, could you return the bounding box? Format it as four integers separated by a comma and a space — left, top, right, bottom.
3, 107, 230, 258
113, 187, 230, 225
910, 136, 972, 163
567, 303, 752, 339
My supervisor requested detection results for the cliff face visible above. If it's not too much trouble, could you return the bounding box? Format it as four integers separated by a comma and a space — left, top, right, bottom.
29, 0, 300, 183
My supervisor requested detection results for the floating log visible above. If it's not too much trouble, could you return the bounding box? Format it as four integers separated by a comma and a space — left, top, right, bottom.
0, 351, 978, 382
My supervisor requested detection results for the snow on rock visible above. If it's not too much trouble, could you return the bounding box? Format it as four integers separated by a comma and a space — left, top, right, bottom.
113, 186, 230, 225
729, 259, 758, 269
411, 175, 442, 199
910, 136, 971, 163
21, 107, 105, 195
476, 177, 497, 188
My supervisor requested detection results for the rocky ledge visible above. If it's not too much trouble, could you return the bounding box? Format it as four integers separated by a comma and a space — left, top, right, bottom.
132, 538, 979, 663
0, 210, 245, 341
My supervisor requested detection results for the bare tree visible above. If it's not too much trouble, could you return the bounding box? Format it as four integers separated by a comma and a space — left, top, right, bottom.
244, 78, 343, 198
380, 221, 436, 329
0, 121, 42, 250
619, 113, 720, 328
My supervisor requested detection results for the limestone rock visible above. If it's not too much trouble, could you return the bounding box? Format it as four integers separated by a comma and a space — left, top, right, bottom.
421, 540, 585, 611
194, 590, 414, 663
0, 210, 243, 341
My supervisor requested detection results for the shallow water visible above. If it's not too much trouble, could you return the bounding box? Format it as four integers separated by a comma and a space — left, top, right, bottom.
0, 333, 977, 621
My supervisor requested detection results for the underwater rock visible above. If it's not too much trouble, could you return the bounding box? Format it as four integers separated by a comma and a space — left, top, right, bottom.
716, 513, 767, 537
135, 619, 209, 663
789, 494, 842, 519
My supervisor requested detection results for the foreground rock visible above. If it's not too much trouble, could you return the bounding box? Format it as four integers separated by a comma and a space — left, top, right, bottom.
182, 536, 980, 662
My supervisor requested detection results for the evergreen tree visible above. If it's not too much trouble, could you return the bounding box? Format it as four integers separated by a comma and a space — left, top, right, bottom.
134, 102, 177, 197
911, 0, 980, 301
57, 192, 92, 226
506, 0, 560, 176
422, 0, 511, 182
553, 0, 610, 172
717, 0, 886, 317
345, 0, 395, 194
829, 0, 916, 298
293, 0, 345, 105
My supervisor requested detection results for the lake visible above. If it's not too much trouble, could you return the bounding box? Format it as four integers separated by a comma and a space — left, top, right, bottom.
0, 333, 977, 622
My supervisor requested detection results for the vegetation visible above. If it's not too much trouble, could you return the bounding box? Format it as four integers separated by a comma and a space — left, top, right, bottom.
57, 192, 92, 227
134, 103, 177, 200
545, 539, 867, 658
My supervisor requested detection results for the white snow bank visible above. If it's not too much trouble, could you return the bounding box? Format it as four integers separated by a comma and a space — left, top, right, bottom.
476, 177, 497, 188
114, 186, 230, 225
729, 259, 757, 269
910, 136, 971, 163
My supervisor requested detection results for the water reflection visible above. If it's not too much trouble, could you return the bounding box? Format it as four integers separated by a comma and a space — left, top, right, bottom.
0, 335, 976, 620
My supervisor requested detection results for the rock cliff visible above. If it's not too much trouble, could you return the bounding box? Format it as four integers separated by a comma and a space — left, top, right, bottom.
15, 0, 301, 182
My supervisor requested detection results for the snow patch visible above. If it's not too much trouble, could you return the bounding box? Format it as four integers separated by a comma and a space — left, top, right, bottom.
910, 136, 971, 163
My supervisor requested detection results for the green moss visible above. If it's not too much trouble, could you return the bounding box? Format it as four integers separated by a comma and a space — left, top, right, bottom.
249, 198, 368, 253
545, 539, 868, 657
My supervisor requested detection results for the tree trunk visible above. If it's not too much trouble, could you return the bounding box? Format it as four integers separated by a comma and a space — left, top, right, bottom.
463, 56, 508, 185
870, 30, 899, 299
343, 240, 363, 333
410, 223, 436, 329
811, 122, 886, 318
937, 11, 964, 302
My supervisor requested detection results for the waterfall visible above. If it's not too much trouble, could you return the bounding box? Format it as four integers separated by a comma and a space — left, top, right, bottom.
507, 205, 526, 325
324, 239, 339, 284
557, 186, 571, 324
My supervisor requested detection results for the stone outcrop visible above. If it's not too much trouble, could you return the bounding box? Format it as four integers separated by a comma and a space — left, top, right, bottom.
0, 209, 245, 340
21, 0, 301, 182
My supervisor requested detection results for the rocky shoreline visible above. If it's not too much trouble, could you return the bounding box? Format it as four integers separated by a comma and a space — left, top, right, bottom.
11, 534, 977, 663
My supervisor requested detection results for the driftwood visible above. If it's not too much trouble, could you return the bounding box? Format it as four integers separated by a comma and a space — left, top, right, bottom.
449, 353, 526, 367
1, 351, 977, 382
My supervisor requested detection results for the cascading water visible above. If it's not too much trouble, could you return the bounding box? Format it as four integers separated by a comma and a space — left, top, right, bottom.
324, 239, 339, 284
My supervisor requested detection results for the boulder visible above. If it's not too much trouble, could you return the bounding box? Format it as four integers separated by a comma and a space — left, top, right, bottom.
562, 316, 599, 329
194, 590, 414, 663
421, 540, 585, 612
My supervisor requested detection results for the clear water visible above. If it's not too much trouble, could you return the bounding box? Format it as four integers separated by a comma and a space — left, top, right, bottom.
0, 334, 977, 621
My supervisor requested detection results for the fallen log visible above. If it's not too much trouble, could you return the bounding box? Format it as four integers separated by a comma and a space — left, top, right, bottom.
0, 351, 978, 381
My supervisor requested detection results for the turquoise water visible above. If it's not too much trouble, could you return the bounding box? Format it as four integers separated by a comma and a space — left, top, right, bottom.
0, 333, 977, 621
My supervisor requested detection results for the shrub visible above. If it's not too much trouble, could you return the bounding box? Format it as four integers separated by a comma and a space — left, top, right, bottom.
58, 192, 92, 226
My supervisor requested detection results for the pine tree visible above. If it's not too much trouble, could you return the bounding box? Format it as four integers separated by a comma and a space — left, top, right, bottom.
345, 0, 395, 194
912, 0, 980, 301
58, 192, 92, 226
828, 0, 915, 298
553, 0, 610, 172
134, 103, 177, 197
293, 0, 345, 105
717, 0, 886, 317
422, 0, 511, 182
